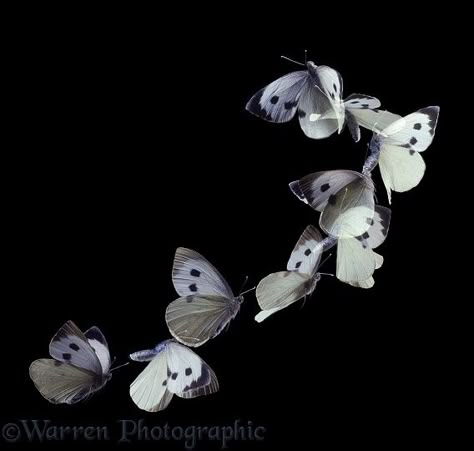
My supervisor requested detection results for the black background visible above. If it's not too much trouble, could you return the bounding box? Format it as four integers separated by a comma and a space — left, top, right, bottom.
3, 10, 453, 450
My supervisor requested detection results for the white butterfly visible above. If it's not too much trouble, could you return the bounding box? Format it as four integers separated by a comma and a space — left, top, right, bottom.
129, 339, 219, 412
289, 174, 391, 285
245, 60, 345, 139
166, 247, 248, 347
255, 225, 325, 322
289, 169, 376, 239
29, 321, 112, 404
246, 59, 396, 141
364, 106, 440, 203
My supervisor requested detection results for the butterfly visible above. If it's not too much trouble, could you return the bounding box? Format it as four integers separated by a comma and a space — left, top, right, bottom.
289, 169, 376, 239
255, 225, 325, 322
246, 58, 396, 141
166, 247, 249, 347
129, 339, 219, 412
289, 172, 391, 285
29, 320, 112, 404
365, 106, 440, 203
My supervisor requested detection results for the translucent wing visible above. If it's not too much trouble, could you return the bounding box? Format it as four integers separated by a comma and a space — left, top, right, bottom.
129, 351, 173, 412
336, 238, 381, 283
255, 271, 317, 323
298, 81, 341, 139
165, 295, 240, 347
290, 170, 362, 212
172, 247, 234, 299
319, 176, 375, 239
379, 144, 426, 203
29, 359, 100, 405
344, 94, 401, 142
49, 321, 102, 375
245, 71, 309, 122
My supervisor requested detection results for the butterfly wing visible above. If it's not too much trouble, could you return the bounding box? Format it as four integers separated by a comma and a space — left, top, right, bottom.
129, 351, 174, 412
245, 71, 309, 122
255, 271, 315, 322
378, 106, 439, 202
29, 359, 100, 404
336, 238, 382, 283
297, 82, 340, 139
49, 321, 103, 375
287, 225, 323, 275
319, 176, 375, 239
166, 295, 240, 347
172, 247, 234, 299
165, 341, 219, 399
290, 170, 362, 212
84, 326, 111, 375
344, 94, 401, 142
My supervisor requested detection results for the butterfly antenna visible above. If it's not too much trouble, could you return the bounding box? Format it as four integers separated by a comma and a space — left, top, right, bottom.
240, 286, 256, 296
238, 275, 249, 295
110, 361, 130, 372
281, 55, 305, 67
319, 253, 333, 270
304, 49, 307, 64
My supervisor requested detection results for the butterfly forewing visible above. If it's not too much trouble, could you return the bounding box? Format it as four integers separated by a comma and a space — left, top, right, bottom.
245, 71, 309, 123
49, 320, 103, 375
172, 247, 234, 299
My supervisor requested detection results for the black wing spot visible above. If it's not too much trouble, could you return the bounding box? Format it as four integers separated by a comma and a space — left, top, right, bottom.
366, 218, 375, 226
69, 343, 80, 351
185, 368, 192, 376
304, 249, 311, 256
410, 137, 418, 145
321, 183, 330, 192
362, 232, 370, 240
333, 83, 338, 93
298, 109, 306, 118
414, 123, 422, 130
295, 261, 302, 269
362, 103, 369, 109
190, 269, 201, 277
330, 92, 335, 100
189, 283, 198, 292
162, 380, 167, 386
171, 372, 178, 380
409, 150, 415, 156
270, 95, 279, 104
186, 296, 194, 303
284, 101, 297, 110
62, 353, 72, 361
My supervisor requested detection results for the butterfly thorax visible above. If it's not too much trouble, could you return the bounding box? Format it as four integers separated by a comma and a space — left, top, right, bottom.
306, 61, 319, 81
305, 273, 321, 295
362, 135, 382, 175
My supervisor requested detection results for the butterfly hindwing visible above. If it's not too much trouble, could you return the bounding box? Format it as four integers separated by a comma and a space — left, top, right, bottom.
165, 295, 240, 347
29, 358, 99, 405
